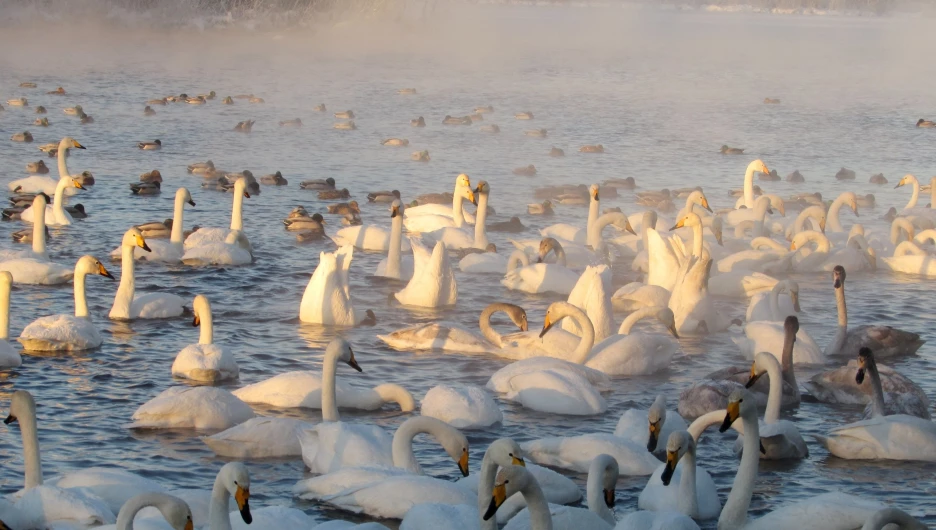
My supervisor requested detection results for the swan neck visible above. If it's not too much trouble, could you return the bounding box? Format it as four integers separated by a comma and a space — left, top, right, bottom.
825, 285, 847, 356
53, 177, 68, 218
56, 142, 70, 181
478, 447, 501, 530
0, 280, 9, 342
320, 347, 341, 423
111, 245, 136, 319
32, 201, 47, 257
116, 493, 175, 530
566, 307, 595, 363
479, 303, 512, 347
768, 284, 782, 320
688, 410, 729, 441
678, 447, 699, 518
171, 193, 186, 244
391, 417, 445, 474
199, 307, 214, 345
74, 269, 90, 318
520, 478, 554, 530
586, 462, 615, 524
552, 245, 567, 267
474, 192, 489, 249
18, 400, 43, 489
828, 195, 847, 232
780, 327, 798, 402
719, 410, 760, 530
617, 307, 656, 335
905, 178, 920, 210
743, 166, 755, 209
931, 179, 936, 210
231, 188, 244, 231
691, 222, 703, 258
452, 191, 466, 228
587, 193, 599, 232
209, 472, 233, 530
506, 251, 530, 273
867, 360, 886, 418
387, 215, 403, 279
588, 212, 620, 249
763, 357, 783, 424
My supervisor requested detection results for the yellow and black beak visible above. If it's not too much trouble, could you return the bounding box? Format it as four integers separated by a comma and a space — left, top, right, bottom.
99, 263, 115, 279
603, 488, 615, 508
745, 363, 763, 389
235, 485, 251, 524
592, 188, 600, 201
458, 448, 470, 477
136, 235, 152, 253
193, 314, 200, 327
183, 516, 193, 530
483, 482, 507, 521
661, 450, 678, 486
647, 420, 661, 452
244, 191, 251, 199
0, 519, 12, 530
73, 141, 86, 149
539, 314, 554, 338
511, 455, 525, 467
669, 219, 685, 231
346, 349, 363, 373
188, 199, 196, 207
856, 367, 866, 385
467, 187, 477, 206
720, 401, 740, 433
391, 205, 399, 218
73, 179, 86, 190
4, 413, 17, 425
701, 197, 712, 213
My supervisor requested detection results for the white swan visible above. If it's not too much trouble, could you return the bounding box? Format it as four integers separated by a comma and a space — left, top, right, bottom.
21, 175, 84, 227
501, 302, 595, 363
13, 136, 85, 195
501, 241, 579, 296
171, 295, 238, 382
459, 249, 509, 274
404, 174, 477, 232
541, 184, 600, 244
716, 237, 790, 274
586, 307, 680, 376
482, 462, 614, 530
717, 389, 888, 529
299, 246, 375, 326
563, 265, 614, 343
202, 417, 312, 459
788, 230, 831, 272
183, 177, 250, 251
735, 352, 808, 459
520, 428, 659, 476
421, 384, 503, 429
423, 180, 490, 250
0, 272, 21, 369
826, 191, 860, 233
335, 214, 414, 253
824, 266, 924, 358
723, 195, 778, 235
638, 430, 720, 520
745, 279, 798, 322
805, 357, 929, 418
860, 508, 927, 530
181, 230, 253, 266
374, 200, 414, 280
0, 196, 73, 286
707, 271, 778, 299
816, 348, 936, 461
611, 281, 670, 312
110, 228, 185, 320
379, 303, 528, 354
669, 256, 737, 335
1, 194, 50, 262
881, 240, 936, 277
233, 339, 413, 413
97, 493, 192, 530
18, 255, 113, 351
394, 240, 457, 308
734, 315, 823, 366
129, 386, 255, 431
614, 511, 699, 529
113, 188, 195, 263
734, 160, 771, 209
614, 394, 687, 452
896, 174, 936, 218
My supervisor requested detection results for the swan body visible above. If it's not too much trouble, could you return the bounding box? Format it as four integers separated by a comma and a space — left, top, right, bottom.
614, 511, 700, 529
404, 174, 476, 232
379, 303, 529, 355
18, 255, 113, 351
563, 265, 614, 343
669, 256, 736, 335
421, 384, 503, 429
708, 271, 779, 298
335, 225, 412, 252
735, 352, 808, 460
183, 177, 250, 251
0, 195, 72, 285
745, 279, 799, 322
882, 240, 936, 276
611, 282, 670, 312
459, 251, 508, 274
202, 417, 312, 459
112, 188, 195, 263
299, 246, 373, 326
586, 306, 680, 376
129, 386, 255, 431
541, 184, 601, 245
96, 492, 193, 530
615, 395, 687, 452
394, 240, 457, 308
172, 295, 238, 382
8, 175, 79, 196
521, 435, 659, 475
734, 321, 823, 365
110, 228, 185, 319
181, 230, 253, 266
501, 244, 579, 295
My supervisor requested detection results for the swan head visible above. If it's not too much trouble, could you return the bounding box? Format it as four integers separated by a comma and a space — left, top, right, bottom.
475, 180, 490, 197
832, 265, 846, 289
122, 228, 152, 253
536, 237, 561, 263
389, 199, 404, 219
77, 255, 115, 280
688, 190, 712, 213
4, 390, 36, 426
656, 307, 679, 338
456, 174, 476, 205
539, 301, 580, 338
710, 216, 724, 245
895, 174, 916, 189
177, 187, 195, 207
59, 136, 85, 151
669, 212, 700, 231
719, 389, 754, 433
856, 347, 876, 385
745, 351, 780, 389
781, 280, 801, 312
234, 177, 251, 198
486, 438, 525, 468
661, 431, 693, 486
590, 454, 619, 507
590, 184, 600, 201
219, 462, 251, 524
647, 395, 668, 452
748, 159, 769, 175
839, 191, 859, 215
327, 338, 361, 372
500, 303, 528, 332
764, 194, 785, 216
151, 494, 194, 530
484, 466, 533, 521
192, 295, 210, 327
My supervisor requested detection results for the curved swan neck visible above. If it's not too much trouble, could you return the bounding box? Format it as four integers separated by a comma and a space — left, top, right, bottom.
768, 283, 783, 320
751, 237, 784, 252
862, 508, 926, 530
866, 357, 886, 418
116, 493, 179, 530
894, 241, 925, 257
588, 212, 626, 249
688, 409, 744, 441
758, 354, 783, 424
617, 307, 658, 335
794, 206, 823, 235
387, 214, 403, 280
556, 304, 595, 363
641, 212, 657, 250
479, 303, 515, 346
519, 476, 553, 530
678, 444, 699, 518
719, 408, 760, 529
56, 139, 71, 182
209, 471, 234, 530
474, 190, 489, 249
479, 448, 500, 530
372, 384, 415, 412
74, 268, 90, 319
904, 176, 920, 210
170, 191, 187, 244
391, 416, 450, 474
506, 251, 530, 273
828, 193, 855, 232
551, 244, 567, 267
585, 456, 616, 524
230, 185, 245, 231
32, 197, 47, 257
891, 219, 913, 245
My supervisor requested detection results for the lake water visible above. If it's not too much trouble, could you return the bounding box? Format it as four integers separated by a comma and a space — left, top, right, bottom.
0, 2, 934, 527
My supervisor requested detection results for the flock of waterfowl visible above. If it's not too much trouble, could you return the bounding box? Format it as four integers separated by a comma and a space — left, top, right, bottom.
0, 81, 934, 530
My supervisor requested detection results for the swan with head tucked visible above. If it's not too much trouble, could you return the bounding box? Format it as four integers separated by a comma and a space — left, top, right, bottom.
404, 174, 477, 232
18, 255, 113, 351
112, 188, 195, 263
110, 228, 185, 320
183, 177, 250, 251
423, 180, 491, 250
299, 246, 376, 326
172, 295, 238, 382
0, 195, 73, 285
374, 200, 414, 280
585, 306, 680, 376
815, 347, 936, 461
378, 302, 528, 354
501, 240, 579, 295
394, 240, 458, 308
745, 279, 799, 322
716, 389, 887, 530
181, 230, 253, 266
0, 272, 21, 368
734, 351, 808, 459
824, 266, 924, 358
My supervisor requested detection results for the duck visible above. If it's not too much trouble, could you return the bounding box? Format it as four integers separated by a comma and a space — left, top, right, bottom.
334, 120, 358, 130
394, 240, 458, 308
233, 120, 254, 132
916, 118, 935, 127
130, 181, 161, 195
501, 241, 579, 296
248, 96, 264, 103
181, 230, 253, 266
147, 97, 167, 105
34, 105, 46, 114
763, 97, 780, 104
283, 212, 326, 232
443, 115, 472, 125
368, 189, 401, 203
63, 104, 83, 115
143, 105, 156, 115
19, 82, 37, 88
299, 246, 376, 326
869, 173, 887, 185
334, 110, 355, 119
187, 160, 214, 174
475, 105, 494, 113
11, 132, 34, 142
33, 117, 49, 126
140, 169, 162, 183
758, 169, 780, 181
480, 124, 501, 133
129, 386, 254, 431
835, 167, 856, 180
397, 87, 417, 94
79, 111, 95, 124
328, 201, 360, 215
513, 165, 537, 176
382, 138, 409, 146
7, 97, 28, 106
222, 96, 234, 104
184, 177, 251, 251
548, 147, 565, 157
720, 145, 744, 154
171, 298, 237, 383
185, 95, 206, 104
488, 216, 526, 233
109, 228, 185, 320
786, 169, 805, 182
18, 256, 113, 351
25, 160, 48, 174
319, 188, 351, 200
580, 144, 604, 153
515, 111, 534, 120
525, 129, 547, 137
412, 149, 430, 161
379, 302, 528, 354
46, 86, 65, 95
604, 176, 636, 189
138, 139, 161, 150
411, 116, 426, 127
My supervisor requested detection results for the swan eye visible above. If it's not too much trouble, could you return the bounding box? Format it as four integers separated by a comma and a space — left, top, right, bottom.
738, 398, 744, 403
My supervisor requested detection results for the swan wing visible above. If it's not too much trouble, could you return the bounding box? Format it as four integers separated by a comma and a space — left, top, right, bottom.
586, 333, 678, 376
201, 417, 310, 459
14, 485, 115, 527
233, 371, 322, 407
501, 369, 607, 416
0, 258, 72, 285
172, 343, 239, 382
378, 323, 491, 354
47, 468, 165, 515
131, 292, 185, 319
18, 314, 101, 351
743, 492, 885, 530
521, 433, 659, 475
300, 474, 473, 520
129, 386, 254, 431
299, 422, 393, 474
487, 358, 610, 393
820, 415, 936, 461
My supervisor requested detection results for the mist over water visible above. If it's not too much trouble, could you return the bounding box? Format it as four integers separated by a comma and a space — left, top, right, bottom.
1, 1, 936, 528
